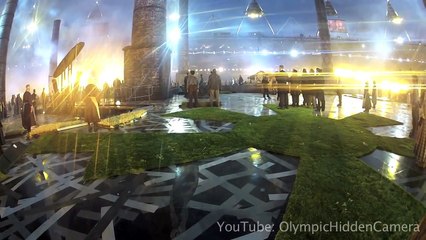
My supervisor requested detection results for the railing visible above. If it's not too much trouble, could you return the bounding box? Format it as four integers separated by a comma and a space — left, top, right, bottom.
120, 85, 154, 102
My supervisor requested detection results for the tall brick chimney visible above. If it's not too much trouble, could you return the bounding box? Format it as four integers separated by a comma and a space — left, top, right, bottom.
124, 0, 171, 100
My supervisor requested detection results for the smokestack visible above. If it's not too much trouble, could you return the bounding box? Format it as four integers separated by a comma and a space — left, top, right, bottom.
0, 0, 19, 101
123, 0, 171, 100
49, 19, 61, 94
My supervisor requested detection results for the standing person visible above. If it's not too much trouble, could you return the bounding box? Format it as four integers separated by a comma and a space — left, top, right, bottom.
10, 95, 15, 116
336, 78, 343, 107
276, 65, 289, 109
315, 68, 326, 112
183, 72, 189, 98
415, 88, 426, 168
410, 75, 421, 138
0, 97, 6, 119
363, 81, 372, 113
291, 69, 300, 106
207, 68, 221, 107
22, 84, 36, 140
372, 80, 377, 109
83, 84, 101, 132
262, 75, 271, 100
186, 70, 199, 108
301, 68, 309, 107
41, 88, 47, 114
238, 75, 244, 85
16, 93, 22, 116
113, 78, 122, 103
309, 68, 317, 109
32, 89, 37, 115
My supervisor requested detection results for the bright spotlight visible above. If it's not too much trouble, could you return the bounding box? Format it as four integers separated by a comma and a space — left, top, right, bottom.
290, 49, 299, 58
391, 16, 403, 25
169, 13, 180, 21
168, 27, 181, 45
375, 42, 392, 58
27, 21, 38, 33
394, 37, 404, 45
218, 67, 224, 72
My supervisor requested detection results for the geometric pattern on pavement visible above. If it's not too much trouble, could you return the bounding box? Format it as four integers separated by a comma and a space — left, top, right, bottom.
0, 148, 298, 240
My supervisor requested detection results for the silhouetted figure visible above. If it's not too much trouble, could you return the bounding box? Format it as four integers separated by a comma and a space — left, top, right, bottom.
291, 69, 300, 106
372, 81, 377, 109
113, 78, 122, 103
315, 68, 326, 112
208, 69, 221, 107
183, 72, 189, 98
186, 70, 199, 108
10, 95, 15, 116
32, 89, 37, 115
238, 75, 244, 85
15, 94, 22, 116
262, 76, 271, 100
336, 78, 343, 107
276, 65, 289, 109
362, 82, 372, 113
22, 84, 36, 139
84, 84, 101, 132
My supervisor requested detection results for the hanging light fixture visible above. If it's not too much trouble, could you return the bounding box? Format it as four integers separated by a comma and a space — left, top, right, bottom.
245, 0, 264, 19
386, 0, 403, 24
325, 0, 338, 16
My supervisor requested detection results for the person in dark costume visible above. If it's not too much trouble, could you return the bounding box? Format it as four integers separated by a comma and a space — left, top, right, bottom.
336, 78, 343, 107
315, 68, 326, 112
371, 80, 377, 109
362, 81, 372, 113
276, 65, 289, 109
22, 84, 36, 139
291, 69, 300, 106
83, 84, 101, 132
262, 75, 271, 100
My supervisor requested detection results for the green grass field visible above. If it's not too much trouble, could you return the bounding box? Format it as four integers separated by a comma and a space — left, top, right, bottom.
26, 105, 425, 239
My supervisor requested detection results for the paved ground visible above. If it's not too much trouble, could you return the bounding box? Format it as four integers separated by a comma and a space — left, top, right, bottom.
0, 93, 422, 239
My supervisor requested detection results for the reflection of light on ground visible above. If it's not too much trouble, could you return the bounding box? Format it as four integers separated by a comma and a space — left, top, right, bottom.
248, 147, 262, 166
167, 118, 190, 133
327, 95, 360, 119
43, 171, 49, 181
175, 167, 182, 177
385, 153, 401, 180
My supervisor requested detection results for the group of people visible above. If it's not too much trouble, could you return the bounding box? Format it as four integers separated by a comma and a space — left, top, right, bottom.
183, 68, 222, 108
260, 65, 327, 112
362, 81, 378, 113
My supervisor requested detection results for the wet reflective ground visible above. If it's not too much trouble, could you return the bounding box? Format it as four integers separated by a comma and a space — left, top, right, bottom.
361, 150, 426, 206
0, 149, 298, 240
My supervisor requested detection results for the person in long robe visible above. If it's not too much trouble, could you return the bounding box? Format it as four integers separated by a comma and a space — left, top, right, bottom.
83, 84, 101, 132
21, 84, 36, 139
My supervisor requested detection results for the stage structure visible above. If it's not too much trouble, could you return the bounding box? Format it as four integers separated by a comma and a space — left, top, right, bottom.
52, 42, 85, 92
